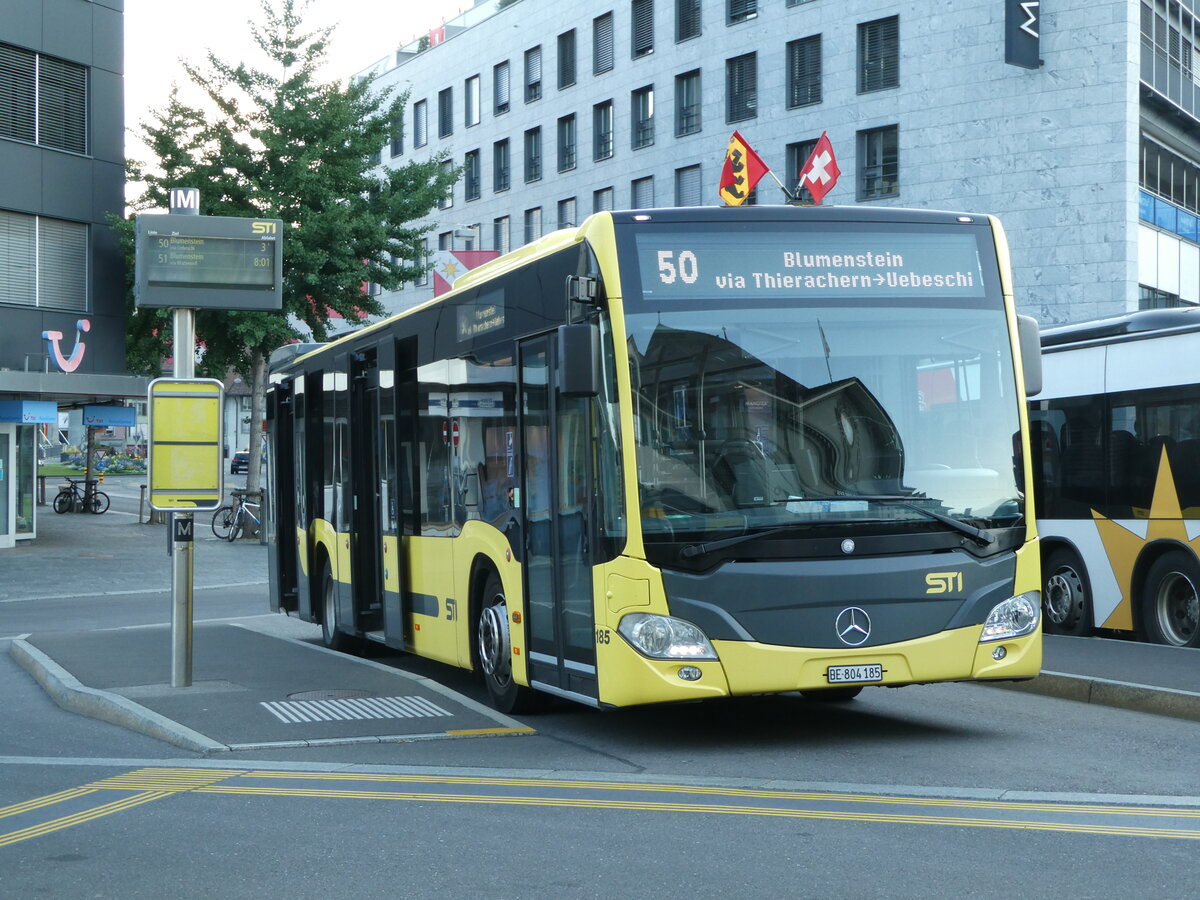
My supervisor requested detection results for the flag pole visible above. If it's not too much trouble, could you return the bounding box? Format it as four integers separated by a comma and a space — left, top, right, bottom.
765, 169, 796, 203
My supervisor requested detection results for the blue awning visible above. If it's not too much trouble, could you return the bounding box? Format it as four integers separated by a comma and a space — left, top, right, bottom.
83, 405, 136, 427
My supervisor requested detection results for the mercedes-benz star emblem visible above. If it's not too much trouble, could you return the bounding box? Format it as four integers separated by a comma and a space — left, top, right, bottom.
835, 607, 871, 646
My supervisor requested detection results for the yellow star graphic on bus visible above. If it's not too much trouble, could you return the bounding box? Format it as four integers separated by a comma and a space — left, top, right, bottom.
1093, 448, 1197, 630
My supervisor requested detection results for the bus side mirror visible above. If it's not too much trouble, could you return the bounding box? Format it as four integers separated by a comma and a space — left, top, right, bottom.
1017, 315, 1042, 398
558, 323, 600, 397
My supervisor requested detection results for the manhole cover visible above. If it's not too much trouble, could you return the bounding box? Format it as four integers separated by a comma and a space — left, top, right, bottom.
287, 689, 376, 701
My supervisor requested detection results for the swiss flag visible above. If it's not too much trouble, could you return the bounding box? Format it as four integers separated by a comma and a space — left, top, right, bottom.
798, 132, 840, 205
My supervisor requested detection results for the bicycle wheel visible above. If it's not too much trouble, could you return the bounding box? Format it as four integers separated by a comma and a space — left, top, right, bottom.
211, 505, 235, 539
53, 491, 73, 514
89, 492, 110, 514
227, 510, 244, 542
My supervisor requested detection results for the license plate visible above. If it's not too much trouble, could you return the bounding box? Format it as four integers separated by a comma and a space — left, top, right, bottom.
826, 664, 883, 684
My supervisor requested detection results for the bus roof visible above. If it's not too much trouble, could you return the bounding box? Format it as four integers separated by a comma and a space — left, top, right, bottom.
1041, 307, 1200, 349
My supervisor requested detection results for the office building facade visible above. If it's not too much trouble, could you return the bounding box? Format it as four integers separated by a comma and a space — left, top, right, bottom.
361, 0, 1198, 330
0, 0, 145, 546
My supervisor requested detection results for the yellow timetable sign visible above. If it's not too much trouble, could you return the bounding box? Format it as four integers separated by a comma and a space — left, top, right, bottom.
148, 378, 224, 511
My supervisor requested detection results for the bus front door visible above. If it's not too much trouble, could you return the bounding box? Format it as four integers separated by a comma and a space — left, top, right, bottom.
519, 336, 598, 702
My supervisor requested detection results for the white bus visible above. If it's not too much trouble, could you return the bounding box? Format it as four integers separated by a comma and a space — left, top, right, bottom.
1031, 307, 1200, 647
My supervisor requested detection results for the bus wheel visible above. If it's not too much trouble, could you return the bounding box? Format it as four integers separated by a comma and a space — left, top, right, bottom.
800, 687, 863, 702
1142, 552, 1200, 648
476, 570, 539, 714
320, 561, 352, 652
1042, 549, 1092, 636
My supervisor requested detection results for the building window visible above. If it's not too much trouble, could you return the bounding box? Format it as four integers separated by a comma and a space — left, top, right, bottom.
631, 176, 655, 208
494, 216, 511, 255
858, 125, 899, 200
786, 138, 818, 204
558, 197, 577, 229
524, 207, 543, 244
558, 30, 577, 89
786, 35, 821, 109
594, 187, 614, 212
726, 53, 757, 123
1140, 285, 1187, 309
464, 75, 480, 127
0, 44, 88, 154
390, 111, 404, 157
464, 150, 481, 201
439, 231, 452, 251
438, 160, 455, 209
415, 239, 429, 286
594, 12, 615, 74
728, 0, 756, 25
524, 46, 543, 102
1141, 0, 1200, 121
0, 211, 88, 310
524, 127, 542, 182
1142, 134, 1200, 215
413, 99, 427, 147
557, 115, 577, 172
493, 61, 510, 114
676, 0, 701, 41
593, 100, 614, 161
675, 165, 701, 206
494, 138, 510, 192
438, 87, 453, 138
858, 16, 899, 93
632, 0, 655, 58
675, 69, 700, 136
632, 85, 654, 149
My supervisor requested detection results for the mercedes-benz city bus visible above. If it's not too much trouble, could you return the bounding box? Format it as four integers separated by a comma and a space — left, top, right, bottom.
266, 206, 1043, 712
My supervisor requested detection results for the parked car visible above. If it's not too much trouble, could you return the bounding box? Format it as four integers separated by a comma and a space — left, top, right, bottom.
230, 451, 250, 474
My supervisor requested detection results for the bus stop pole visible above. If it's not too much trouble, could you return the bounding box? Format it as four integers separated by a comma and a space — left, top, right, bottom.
171, 306, 196, 688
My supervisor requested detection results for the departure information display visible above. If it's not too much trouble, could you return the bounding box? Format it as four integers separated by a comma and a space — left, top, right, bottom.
144, 234, 276, 288
135, 214, 283, 310
634, 230, 988, 303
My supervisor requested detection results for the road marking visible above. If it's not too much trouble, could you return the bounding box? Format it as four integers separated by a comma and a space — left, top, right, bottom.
4, 767, 1199, 846
261, 695, 453, 723
0, 582, 268, 604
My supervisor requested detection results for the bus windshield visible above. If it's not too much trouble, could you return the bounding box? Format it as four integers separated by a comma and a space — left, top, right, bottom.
622, 223, 1023, 545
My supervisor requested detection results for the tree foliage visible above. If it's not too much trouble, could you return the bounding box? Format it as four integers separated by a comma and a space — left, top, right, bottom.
121, 0, 456, 489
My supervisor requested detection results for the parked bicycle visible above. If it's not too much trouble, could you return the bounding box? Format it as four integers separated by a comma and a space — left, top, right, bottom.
211, 491, 261, 541
53, 477, 110, 515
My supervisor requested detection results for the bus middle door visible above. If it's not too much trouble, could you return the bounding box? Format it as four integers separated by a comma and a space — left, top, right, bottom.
519, 334, 597, 702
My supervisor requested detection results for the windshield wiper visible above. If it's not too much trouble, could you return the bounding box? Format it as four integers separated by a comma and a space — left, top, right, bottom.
678, 496, 995, 560
679, 524, 812, 560
805, 494, 995, 547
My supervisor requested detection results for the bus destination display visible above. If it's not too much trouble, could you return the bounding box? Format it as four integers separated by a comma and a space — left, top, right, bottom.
144, 233, 276, 289
635, 230, 987, 302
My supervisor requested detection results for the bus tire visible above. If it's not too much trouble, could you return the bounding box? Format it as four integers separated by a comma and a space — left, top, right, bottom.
476, 569, 540, 714
800, 686, 863, 702
1141, 551, 1200, 648
320, 560, 353, 652
1042, 548, 1093, 636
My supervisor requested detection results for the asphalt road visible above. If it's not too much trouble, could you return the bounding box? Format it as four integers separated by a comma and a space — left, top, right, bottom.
3, 484, 1199, 898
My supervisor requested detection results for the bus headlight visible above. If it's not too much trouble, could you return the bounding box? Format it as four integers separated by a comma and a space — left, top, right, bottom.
979, 592, 1040, 642
618, 613, 718, 660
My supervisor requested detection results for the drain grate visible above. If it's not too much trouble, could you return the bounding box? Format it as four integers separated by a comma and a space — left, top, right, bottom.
261, 695, 453, 724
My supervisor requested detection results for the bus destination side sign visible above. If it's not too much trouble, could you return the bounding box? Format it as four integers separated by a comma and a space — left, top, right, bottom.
135, 214, 284, 311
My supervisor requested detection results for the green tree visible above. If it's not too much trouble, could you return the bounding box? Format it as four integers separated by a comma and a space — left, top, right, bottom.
122, 0, 457, 494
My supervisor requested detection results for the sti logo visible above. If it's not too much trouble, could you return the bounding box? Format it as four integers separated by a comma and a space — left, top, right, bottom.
925, 572, 964, 594
251, 221, 277, 234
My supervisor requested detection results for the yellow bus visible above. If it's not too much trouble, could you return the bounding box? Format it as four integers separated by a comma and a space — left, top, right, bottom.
266, 206, 1043, 712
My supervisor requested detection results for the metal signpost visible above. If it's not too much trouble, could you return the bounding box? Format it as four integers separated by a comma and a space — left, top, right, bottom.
136, 188, 284, 687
